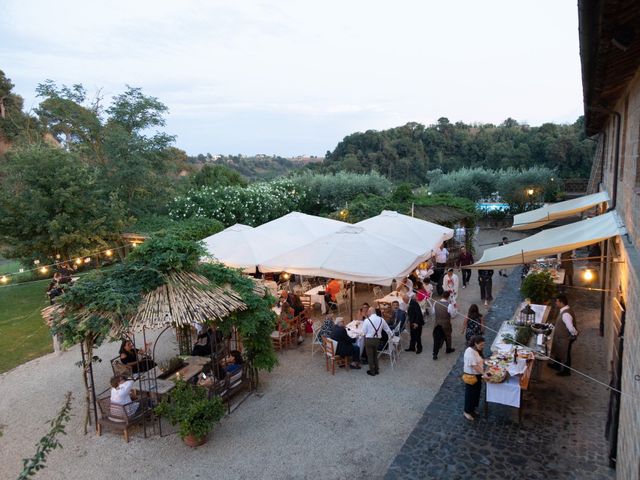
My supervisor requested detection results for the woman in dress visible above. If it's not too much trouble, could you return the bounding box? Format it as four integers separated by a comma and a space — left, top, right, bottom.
462, 335, 485, 421
461, 304, 484, 345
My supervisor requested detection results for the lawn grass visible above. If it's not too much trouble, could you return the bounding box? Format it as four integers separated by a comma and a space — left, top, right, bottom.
0, 279, 52, 374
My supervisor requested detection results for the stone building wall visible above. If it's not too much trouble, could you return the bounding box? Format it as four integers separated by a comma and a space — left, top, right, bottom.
599, 66, 640, 480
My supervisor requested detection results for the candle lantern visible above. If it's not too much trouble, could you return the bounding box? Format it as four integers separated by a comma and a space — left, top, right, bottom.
518, 304, 536, 326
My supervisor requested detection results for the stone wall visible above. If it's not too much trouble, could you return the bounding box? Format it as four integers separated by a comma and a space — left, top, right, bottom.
599, 66, 640, 479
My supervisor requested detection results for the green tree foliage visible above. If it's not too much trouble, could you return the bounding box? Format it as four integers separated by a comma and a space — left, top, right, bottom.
294, 171, 392, 214
324, 118, 595, 182
427, 167, 497, 201
192, 164, 248, 188
0, 69, 39, 143
188, 155, 304, 181
0, 144, 128, 261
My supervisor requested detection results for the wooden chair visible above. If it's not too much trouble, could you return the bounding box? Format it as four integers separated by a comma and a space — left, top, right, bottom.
96, 389, 148, 443
301, 280, 311, 292
322, 337, 349, 375
271, 322, 291, 351
110, 356, 133, 377
300, 294, 312, 310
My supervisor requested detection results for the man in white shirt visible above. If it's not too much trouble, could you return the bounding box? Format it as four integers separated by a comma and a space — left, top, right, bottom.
550, 294, 578, 376
433, 244, 449, 295
362, 307, 393, 376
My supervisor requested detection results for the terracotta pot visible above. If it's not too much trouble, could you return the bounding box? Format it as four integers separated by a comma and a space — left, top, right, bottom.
183, 433, 207, 448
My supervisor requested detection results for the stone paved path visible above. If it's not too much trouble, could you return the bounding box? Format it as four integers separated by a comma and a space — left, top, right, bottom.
385, 270, 615, 480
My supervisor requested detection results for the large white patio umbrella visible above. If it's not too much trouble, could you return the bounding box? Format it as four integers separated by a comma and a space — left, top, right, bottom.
254, 211, 347, 248
201, 224, 280, 272
260, 225, 426, 285
355, 210, 454, 256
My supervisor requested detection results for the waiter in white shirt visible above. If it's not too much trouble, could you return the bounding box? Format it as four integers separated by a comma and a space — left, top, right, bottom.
433, 244, 449, 295
363, 307, 393, 376
550, 294, 579, 376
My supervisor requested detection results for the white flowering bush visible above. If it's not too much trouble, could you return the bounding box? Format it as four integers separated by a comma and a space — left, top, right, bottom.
168, 178, 307, 226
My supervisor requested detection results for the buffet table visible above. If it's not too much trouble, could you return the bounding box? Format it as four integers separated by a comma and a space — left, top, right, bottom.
485, 302, 552, 422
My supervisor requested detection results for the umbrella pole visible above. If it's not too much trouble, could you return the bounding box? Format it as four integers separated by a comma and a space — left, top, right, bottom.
350, 283, 354, 321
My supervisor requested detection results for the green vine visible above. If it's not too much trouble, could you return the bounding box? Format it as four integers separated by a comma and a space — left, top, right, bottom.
18, 392, 72, 479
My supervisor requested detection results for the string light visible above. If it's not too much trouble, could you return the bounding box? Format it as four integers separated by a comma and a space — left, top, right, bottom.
40, 266, 48, 274
0, 276, 8, 283
131, 242, 139, 248
583, 268, 594, 282
33, 260, 40, 265
75, 258, 83, 265
84, 257, 91, 264
105, 250, 113, 257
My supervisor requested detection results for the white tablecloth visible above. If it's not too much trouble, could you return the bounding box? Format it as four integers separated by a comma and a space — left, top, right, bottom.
305, 285, 327, 314
346, 320, 365, 354
377, 291, 402, 305
486, 375, 521, 408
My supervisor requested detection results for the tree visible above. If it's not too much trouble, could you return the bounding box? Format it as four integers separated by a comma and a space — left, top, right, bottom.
192, 164, 248, 188
0, 144, 128, 261
0, 70, 39, 143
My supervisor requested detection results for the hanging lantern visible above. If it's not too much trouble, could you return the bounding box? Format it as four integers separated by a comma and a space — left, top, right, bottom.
518, 304, 536, 326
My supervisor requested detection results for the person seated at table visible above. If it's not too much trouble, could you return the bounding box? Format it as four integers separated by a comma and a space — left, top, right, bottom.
192, 327, 224, 357
280, 290, 305, 318
119, 339, 156, 374
109, 375, 139, 418
389, 300, 407, 333
359, 302, 382, 320
324, 278, 342, 310
415, 281, 432, 302
317, 314, 335, 341
220, 350, 244, 375
417, 262, 435, 283
330, 318, 362, 369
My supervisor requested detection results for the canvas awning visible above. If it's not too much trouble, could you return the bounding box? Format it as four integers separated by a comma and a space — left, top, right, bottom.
259, 225, 425, 286
510, 191, 609, 230
355, 210, 454, 257
472, 211, 625, 268
254, 211, 347, 247
202, 224, 273, 272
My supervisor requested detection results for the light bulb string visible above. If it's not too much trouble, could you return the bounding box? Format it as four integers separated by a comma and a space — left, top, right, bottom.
0, 243, 137, 281
430, 299, 638, 402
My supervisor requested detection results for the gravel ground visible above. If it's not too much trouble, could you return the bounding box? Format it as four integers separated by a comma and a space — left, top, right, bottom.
0, 229, 523, 480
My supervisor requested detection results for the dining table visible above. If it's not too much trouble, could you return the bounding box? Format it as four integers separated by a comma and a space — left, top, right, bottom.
346, 319, 365, 354
305, 285, 328, 314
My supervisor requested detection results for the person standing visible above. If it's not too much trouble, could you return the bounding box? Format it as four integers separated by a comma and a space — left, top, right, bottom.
405, 295, 425, 354
433, 244, 449, 295
560, 250, 574, 287
478, 269, 494, 306
363, 307, 392, 376
550, 294, 578, 376
463, 335, 485, 421
432, 291, 456, 360
457, 246, 474, 288
461, 304, 484, 345
498, 237, 509, 277
443, 268, 460, 305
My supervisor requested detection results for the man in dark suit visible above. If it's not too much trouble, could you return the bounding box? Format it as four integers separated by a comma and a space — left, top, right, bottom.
389, 300, 407, 333
404, 294, 425, 354
330, 319, 362, 369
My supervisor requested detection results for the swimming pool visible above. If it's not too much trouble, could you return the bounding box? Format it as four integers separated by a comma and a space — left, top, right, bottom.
477, 202, 509, 212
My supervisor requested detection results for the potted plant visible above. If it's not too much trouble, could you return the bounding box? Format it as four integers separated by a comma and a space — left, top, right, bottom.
155, 380, 226, 447
520, 271, 557, 304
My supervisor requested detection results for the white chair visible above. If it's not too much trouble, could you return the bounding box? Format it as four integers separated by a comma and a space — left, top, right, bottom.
378, 335, 398, 369
301, 280, 311, 292
311, 322, 324, 357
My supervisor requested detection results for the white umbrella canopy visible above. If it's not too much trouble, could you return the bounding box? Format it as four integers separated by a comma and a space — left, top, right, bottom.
254, 211, 347, 248
471, 211, 626, 269
355, 210, 454, 256
260, 225, 426, 285
201, 223, 280, 271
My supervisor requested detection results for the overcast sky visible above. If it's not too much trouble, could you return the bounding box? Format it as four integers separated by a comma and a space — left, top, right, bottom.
1, 0, 582, 156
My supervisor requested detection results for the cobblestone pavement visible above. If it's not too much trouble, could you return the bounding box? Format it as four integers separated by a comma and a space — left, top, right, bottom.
385, 270, 616, 480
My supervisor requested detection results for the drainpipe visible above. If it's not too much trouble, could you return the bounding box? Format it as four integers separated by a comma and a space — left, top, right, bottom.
599, 112, 621, 336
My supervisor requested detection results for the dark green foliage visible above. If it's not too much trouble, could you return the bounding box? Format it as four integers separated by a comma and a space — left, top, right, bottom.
18, 392, 72, 479
193, 164, 248, 188
520, 271, 557, 304
0, 70, 39, 143
324, 118, 595, 182
126, 216, 224, 241
128, 236, 206, 273
155, 380, 226, 440
189, 155, 304, 181
391, 183, 414, 202
0, 144, 128, 261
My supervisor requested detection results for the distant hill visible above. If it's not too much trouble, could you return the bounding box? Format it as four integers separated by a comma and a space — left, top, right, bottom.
322, 117, 595, 184
187, 154, 321, 181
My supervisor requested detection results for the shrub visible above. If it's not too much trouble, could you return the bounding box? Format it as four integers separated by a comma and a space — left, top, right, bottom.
428, 167, 497, 201
168, 178, 307, 227
294, 171, 392, 214
520, 271, 557, 304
